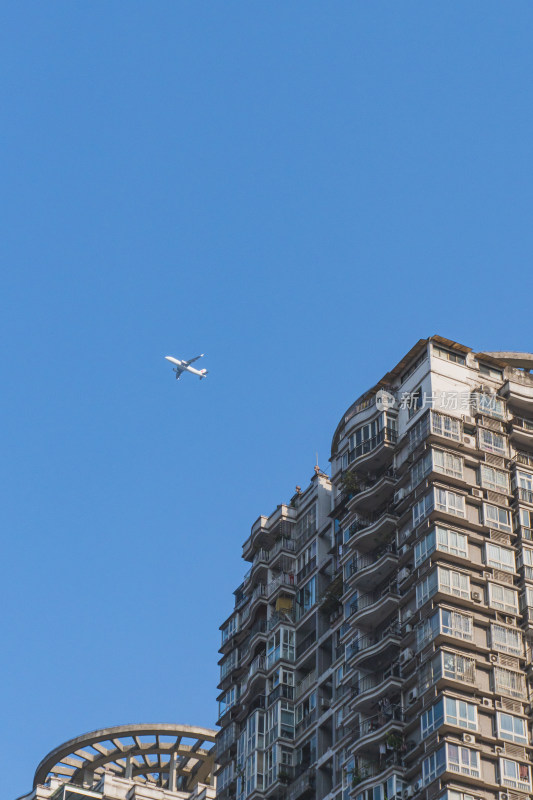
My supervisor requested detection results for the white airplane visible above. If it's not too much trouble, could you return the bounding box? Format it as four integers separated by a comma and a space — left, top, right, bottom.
165, 354, 208, 381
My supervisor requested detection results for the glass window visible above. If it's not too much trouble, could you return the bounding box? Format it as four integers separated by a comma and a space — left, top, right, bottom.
491, 623, 523, 655
494, 666, 527, 699
433, 345, 466, 365
500, 759, 532, 791
485, 543, 515, 572
484, 503, 512, 532
433, 449, 463, 479
444, 697, 477, 730
488, 583, 518, 614
479, 428, 507, 455
438, 566, 470, 599
441, 608, 473, 640
440, 651, 476, 683
480, 464, 509, 493
447, 744, 480, 777
411, 451, 432, 488
431, 412, 462, 441
479, 363, 503, 380
421, 699, 444, 737
497, 713, 528, 744
413, 493, 434, 526
434, 487, 465, 517
475, 392, 505, 419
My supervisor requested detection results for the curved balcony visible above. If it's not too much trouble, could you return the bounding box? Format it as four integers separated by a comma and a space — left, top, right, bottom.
239, 654, 267, 704
346, 545, 398, 592
351, 714, 404, 758
511, 416, 533, 447
347, 582, 400, 628
344, 510, 398, 553
346, 624, 401, 670
349, 672, 402, 715
347, 471, 397, 514
344, 426, 397, 473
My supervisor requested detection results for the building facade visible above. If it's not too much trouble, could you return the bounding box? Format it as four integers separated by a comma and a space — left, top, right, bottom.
17, 723, 217, 800
216, 337, 533, 800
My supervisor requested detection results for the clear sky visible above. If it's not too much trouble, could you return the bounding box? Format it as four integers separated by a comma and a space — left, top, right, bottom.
1, 3, 532, 797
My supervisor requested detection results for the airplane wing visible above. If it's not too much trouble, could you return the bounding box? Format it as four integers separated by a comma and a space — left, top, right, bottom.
183, 354, 204, 366
174, 367, 185, 380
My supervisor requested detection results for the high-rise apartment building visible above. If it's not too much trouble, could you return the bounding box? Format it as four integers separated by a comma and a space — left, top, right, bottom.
216, 336, 533, 800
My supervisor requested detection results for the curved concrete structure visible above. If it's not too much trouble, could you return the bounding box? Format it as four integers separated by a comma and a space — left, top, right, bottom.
19, 723, 217, 800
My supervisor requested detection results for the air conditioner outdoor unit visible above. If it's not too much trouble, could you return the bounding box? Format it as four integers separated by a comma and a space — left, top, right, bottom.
463, 733, 475, 744
505, 616, 515, 625
495, 746, 504, 755
400, 544, 409, 556
394, 488, 407, 504
471, 591, 482, 602
404, 608, 414, 620
471, 488, 483, 499
398, 567, 410, 583
462, 415, 476, 426
499, 793, 509, 800
408, 688, 418, 704
405, 623, 413, 633
463, 435, 475, 447
414, 781, 422, 793
321, 699, 331, 710
400, 648, 414, 664
490, 654, 499, 663
482, 698, 492, 707
404, 787, 415, 799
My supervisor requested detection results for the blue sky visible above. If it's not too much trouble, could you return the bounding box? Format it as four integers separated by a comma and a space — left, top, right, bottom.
1, 3, 532, 797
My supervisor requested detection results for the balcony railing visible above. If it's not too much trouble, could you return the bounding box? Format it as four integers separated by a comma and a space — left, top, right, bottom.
516, 451, 533, 468
350, 581, 399, 614
346, 623, 401, 660
268, 683, 294, 705
216, 723, 239, 755
267, 574, 296, 597
517, 487, 533, 504
295, 670, 316, 698
346, 426, 398, 465
296, 631, 316, 659
348, 544, 397, 576
268, 610, 295, 631
514, 416, 533, 433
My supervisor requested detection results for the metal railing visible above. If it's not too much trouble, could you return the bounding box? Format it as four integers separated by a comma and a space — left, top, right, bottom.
295, 670, 316, 698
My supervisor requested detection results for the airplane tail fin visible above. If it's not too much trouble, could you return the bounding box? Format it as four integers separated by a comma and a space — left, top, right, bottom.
200, 370, 208, 379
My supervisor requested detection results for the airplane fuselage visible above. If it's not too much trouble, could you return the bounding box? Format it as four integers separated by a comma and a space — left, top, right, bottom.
164, 356, 207, 379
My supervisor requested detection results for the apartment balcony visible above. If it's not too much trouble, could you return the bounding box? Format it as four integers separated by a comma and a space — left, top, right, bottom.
351, 713, 404, 758
243, 511, 296, 561
238, 584, 267, 625
295, 669, 317, 699
239, 654, 267, 701
514, 486, 533, 506
267, 682, 295, 705
346, 544, 398, 592
516, 451, 533, 470
346, 470, 397, 514
346, 624, 401, 670
348, 761, 404, 798
295, 708, 317, 738
344, 426, 398, 473
510, 416, 533, 447
267, 574, 297, 600
349, 671, 402, 715
346, 581, 400, 628
268, 609, 295, 632
501, 371, 533, 413
286, 767, 315, 800
216, 722, 239, 759
343, 510, 398, 553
